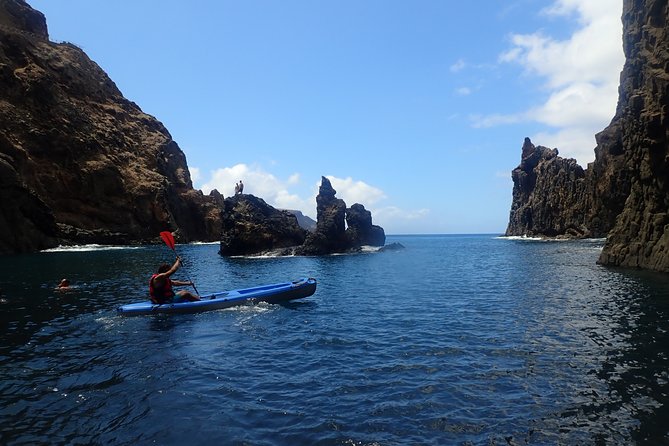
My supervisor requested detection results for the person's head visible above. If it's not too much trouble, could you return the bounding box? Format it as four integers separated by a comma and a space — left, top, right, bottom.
58, 278, 70, 288
157, 263, 171, 274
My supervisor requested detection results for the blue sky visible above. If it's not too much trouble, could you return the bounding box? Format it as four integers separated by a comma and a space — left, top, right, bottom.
28, 0, 623, 234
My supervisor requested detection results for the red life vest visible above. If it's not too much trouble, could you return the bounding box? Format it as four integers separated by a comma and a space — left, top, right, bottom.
149, 274, 174, 304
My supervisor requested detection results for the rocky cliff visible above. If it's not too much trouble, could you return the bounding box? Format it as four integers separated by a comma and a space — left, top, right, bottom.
219, 177, 386, 256
596, 0, 669, 271
219, 194, 307, 256
506, 138, 592, 238
506, 0, 669, 272
296, 177, 385, 255
0, 0, 222, 253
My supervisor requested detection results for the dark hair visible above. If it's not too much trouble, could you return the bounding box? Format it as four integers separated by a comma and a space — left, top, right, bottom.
157, 263, 171, 274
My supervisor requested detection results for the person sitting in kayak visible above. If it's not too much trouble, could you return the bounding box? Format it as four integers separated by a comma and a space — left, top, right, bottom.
149, 257, 200, 304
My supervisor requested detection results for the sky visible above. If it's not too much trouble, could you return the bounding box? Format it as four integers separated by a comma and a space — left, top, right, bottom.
28, 0, 624, 234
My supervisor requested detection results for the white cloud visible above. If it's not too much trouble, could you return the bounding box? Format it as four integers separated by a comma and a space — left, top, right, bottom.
470, 112, 527, 128
324, 175, 430, 231
194, 167, 430, 232
450, 59, 466, 72
530, 127, 599, 163
197, 163, 313, 215
326, 176, 387, 206
541, 0, 614, 22
189, 166, 201, 184
483, 0, 624, 165
455, 87, 472, 96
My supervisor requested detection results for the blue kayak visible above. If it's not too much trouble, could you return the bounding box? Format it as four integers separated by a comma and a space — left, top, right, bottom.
117, 277, 317, 316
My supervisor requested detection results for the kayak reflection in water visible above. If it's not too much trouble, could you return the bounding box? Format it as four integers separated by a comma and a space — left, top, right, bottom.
149, 257, 200, 304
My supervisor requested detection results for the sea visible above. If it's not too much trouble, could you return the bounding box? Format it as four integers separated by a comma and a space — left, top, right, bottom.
1, 234, 668, 445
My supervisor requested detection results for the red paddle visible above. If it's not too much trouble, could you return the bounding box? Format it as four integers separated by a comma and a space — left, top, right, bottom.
159, 231, 199, 295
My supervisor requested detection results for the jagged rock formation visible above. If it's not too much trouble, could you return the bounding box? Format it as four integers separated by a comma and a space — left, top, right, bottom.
218, 177, 387, 257
297, 177, 350, 255
285, 209, 317, 232
506, 0, 669, 272
346, 203, 386, 246
219, 194, 307, 256
296, 177, 385, 255
506, 138, 593, 238
0, 0, 222, 253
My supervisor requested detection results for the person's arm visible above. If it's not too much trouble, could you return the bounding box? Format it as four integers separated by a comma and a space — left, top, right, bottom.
153, 258, 181, 283
171, 280, 193, 286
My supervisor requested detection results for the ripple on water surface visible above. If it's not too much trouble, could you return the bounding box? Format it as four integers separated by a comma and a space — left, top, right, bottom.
0, 236, 668, 445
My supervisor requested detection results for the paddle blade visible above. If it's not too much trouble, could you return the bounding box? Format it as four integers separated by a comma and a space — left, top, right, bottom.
159, 231, 176, 250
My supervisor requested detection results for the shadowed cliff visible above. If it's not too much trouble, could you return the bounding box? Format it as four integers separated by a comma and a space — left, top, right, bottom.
0, 0, 222, 253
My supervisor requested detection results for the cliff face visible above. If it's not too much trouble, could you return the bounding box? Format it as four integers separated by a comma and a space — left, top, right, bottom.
597, 0, 669, 270
0, 0, 221, 253
506, 138, 592, 238
506, 0, 669, 272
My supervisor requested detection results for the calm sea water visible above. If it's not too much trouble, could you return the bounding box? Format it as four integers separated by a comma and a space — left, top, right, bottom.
1, 235, 668, 445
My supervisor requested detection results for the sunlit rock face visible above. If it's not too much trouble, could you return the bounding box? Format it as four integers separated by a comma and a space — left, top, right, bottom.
505, 138, 592, 239
506, 0, 669, 272
0, 0, 222, 253
218, 194, 307, 256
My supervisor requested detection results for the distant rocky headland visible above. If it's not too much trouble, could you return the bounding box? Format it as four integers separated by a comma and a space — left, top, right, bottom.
506, 0, 669, 272
0, 0, 387, 256
220, 177, 385, 256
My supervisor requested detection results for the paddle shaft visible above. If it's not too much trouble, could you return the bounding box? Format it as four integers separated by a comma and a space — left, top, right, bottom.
172, 249, 200, 295
160, 232, 200, 295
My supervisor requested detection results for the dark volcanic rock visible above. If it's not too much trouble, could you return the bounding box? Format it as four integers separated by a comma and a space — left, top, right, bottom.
285, 209, 317, 232
596, 0, 669, 271
506, 0, 669, 272
506, 138, 592, 238
295, 176, 385, 255
219, 194, 307, 256
346, 203, 386, 246
0, 0, 221, 253
297, 177, 350, 255
0, 145, 58, 251
0, 0, 48, 39
219, 177, 388, 256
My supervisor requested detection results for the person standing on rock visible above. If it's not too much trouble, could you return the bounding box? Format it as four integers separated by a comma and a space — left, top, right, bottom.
234, 182, 240, 195
149, 257, 200, 304
238, 180, 244, 194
